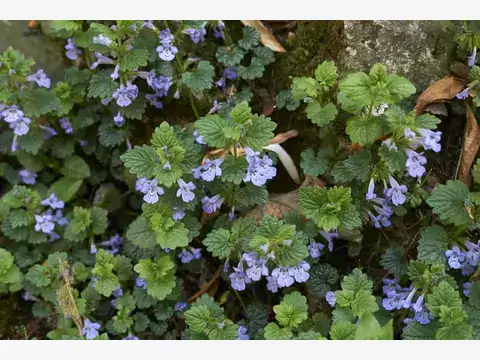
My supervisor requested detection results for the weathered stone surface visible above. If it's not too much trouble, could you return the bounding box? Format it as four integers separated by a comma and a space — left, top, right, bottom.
339, 20, 458, 91
0, 20, 66, 81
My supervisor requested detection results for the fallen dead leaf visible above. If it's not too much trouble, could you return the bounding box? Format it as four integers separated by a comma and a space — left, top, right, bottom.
458, 105, 480, 186
241, 20, 286, 52
415, 74, 465, 115
245, 175, 325, 221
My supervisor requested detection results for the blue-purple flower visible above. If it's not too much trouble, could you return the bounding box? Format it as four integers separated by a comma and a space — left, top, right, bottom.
266, 275, 278, 293
110, 64, 120, 80
90, 52, 115, 70
193, 130, 206, 145
236, 325, 249, 340
382, 138, 398, 151
19, 169, 37, 185
135, 276, 147, 289
288, 261, 310, 283
183, 23, 207, 44
229, 261, 251, 291
123, 333, 139, 340
113, 112, 125, 127
10, 116, 31, 136
176, 179, 196, 203
405, 149, 427, 179
456, 88, 469, 100
243, 147, 277, 186
41, 193, 65, 209
174, 301, 188, 312
365, 178, 376, 200
404, 127, 416, 139
243, 252, 269, 281
463, 282, 472, 297
59, 117, 74, 134
82, 319, 101, 340
138, 178, 164, 204
193, 158, 223, 182
465, 240, 480, 266
320, 230, 339, 252
90, 243, 97, 254
271, 266, 294, 288
1, 105, 24, 123
201, 194, 224, 214
213, 21, 225, 40
113, 82, 138, 107
156, 42, 178, 62
65, 38, 82, 60
469, 47, 477, 67
93, 34, 113, 47
385, 176, 407, 206
445, 245, 466, 269
27, 69, 51, 88
34, 213, 55, 234
325, 291, 336, 307
418, 129, 441, 153
308, 241, 325, 258
208, 100, 221, 114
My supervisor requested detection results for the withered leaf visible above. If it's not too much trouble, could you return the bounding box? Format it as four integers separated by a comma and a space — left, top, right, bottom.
415, 74, 465, 115
241, 20, 286, 53
458, 105, 480, 186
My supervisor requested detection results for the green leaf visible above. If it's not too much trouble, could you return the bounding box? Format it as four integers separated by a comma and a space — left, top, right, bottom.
426, 180, 470, 226
88, 70, 118, 99
329, 321, 356, 340
8, 209, 32, 229
291, 77, 317, 100
407, 260, 429, 285
332, 150, 372, 183
121, 49, 149, 71
314, 61, 338, 88
380, 247, 408, 278
16, 151, 45, 172
346, 115, 383, 146
215, 46, 244, 67
238, 58, 265, 80
230, 102, 252, 125
238, 27, 260, 50
61, 155, 90, 180
253, 47, 275, 65
25, 264, 51, 288
243, 114, 277, 151
306, 101, 338, 126
355, 313, 393, 340
263, 323, 293, 340
300, 148, 331, 177
195, 115, 229, 149
473, 159, 480, 185
335, 269, 378, 317
236, 183, 269, 207
181, 61, 215, 91
427, 281, 462, 317
417, 226, 448, 264
48, 177, 83, 202
299, 186, 361, 231
20, 88, 58, 118
402, 320, 439, 340
415, 113, 441, 130
273, 291, 308, 328
126, 216, 157, 249
90, 207, 108, 235
436, 323, 473, 340
49, 20, 82, 37
221, 155, 248, 185
338, 72, 371, 105
17, 127, 44, 155
386, 75, 416, 102
70, 207, 92, 234
378, 145, 406, 173
134, 256, 176, 301
98, 123, 129, 147
307, 264, 339, 297
120, 145, 158, 179
209, 319, 238, 340
468, 283, 480, 308
275, 90, 300, 111
121, 97, 146, 120
203, 228, 233, 259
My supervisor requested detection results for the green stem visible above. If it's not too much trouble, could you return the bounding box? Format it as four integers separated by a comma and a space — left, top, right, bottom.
224, 23, 233, 47
163, 20, 200, 119
233, 289, 248, 314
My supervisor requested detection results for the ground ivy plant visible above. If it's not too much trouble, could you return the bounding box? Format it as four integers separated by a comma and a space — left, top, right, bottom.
0, 20, 479, 341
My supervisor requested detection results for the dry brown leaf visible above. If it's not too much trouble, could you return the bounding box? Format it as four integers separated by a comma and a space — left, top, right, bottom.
415, 74, 465, 115
241, 20, 286, 52
458, 105, 480, 186
245, 176, 325, 221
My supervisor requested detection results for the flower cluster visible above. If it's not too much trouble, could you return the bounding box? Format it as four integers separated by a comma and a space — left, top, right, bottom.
156, 28, 178, 62
192, 158, 223, 182
216, 67, 238, 90
228, 251, 310, 293
0, 105, 32, 152
445, 241, 480, 275
99, 234, 124, 255
135, 178, 165, 204
178, 248, 202, 264
243, 147, 277, 186
382, 278, 433, 325
183, 22, 207, 44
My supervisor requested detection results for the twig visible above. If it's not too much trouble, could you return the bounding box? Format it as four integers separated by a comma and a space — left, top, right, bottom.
187, 266, 222, 304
